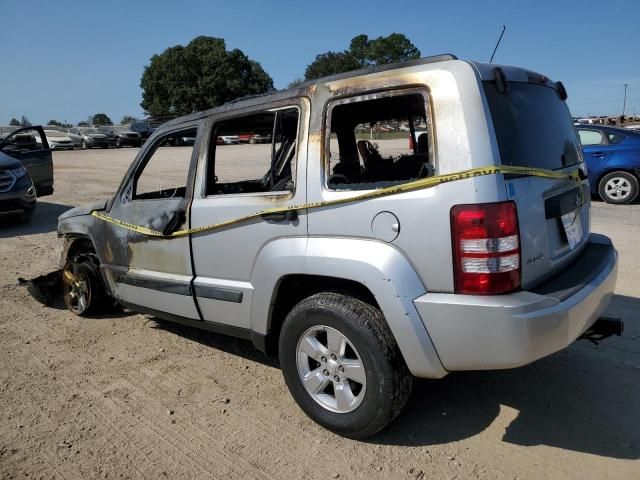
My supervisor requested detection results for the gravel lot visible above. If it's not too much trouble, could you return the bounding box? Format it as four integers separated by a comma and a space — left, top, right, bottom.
0, 147, 638, 479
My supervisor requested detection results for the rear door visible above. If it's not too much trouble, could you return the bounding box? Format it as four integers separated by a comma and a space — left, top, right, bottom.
483, 81, 590, 288
189, 101, 308, 330
0, 126, 53, 196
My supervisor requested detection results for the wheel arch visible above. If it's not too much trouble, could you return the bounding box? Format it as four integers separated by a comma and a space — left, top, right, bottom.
250, 236, 447, 378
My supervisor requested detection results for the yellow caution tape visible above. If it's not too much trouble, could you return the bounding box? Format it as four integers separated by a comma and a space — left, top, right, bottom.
91, 165, 581, 238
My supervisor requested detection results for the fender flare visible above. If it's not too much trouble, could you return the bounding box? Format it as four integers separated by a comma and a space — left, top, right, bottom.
250, 236, 447, 378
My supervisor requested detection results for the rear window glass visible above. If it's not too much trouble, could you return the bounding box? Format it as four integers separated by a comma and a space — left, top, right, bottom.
484, 82, 581, 170
607, 132, 625, 144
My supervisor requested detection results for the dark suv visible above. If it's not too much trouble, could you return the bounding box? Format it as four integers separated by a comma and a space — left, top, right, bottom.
129, 119, 164, 143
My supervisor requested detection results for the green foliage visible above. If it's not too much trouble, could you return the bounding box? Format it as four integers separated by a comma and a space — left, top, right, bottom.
120, 115, 138, 125
287, 77, 306, 89
77, 121, 90, 127
20, 116, 31, 127
92, 113, 113, 126
304, 52, 361, 81
304, 33, 421, 81
47, 119, 72, 128
140, 36, 274, 117
9, 118, 20, 126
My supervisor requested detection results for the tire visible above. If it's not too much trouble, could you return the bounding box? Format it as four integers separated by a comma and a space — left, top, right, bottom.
81, 139, 87, 150
279, 292, 412, 439
598, 171, 639, 204
62, 254, 109, 316
249, 137, 256, 144
116, 138, 122, 148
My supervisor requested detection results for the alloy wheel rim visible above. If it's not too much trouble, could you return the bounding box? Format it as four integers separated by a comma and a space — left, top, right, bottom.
605, 177, 631, 200
62, 263, 91, 314
296, 325, 366, 414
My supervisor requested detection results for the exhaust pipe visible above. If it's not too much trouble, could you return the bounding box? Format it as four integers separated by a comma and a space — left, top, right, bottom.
580, 316, 623, 344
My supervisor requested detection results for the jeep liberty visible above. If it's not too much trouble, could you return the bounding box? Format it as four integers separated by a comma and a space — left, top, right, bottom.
57, 55, 619, 438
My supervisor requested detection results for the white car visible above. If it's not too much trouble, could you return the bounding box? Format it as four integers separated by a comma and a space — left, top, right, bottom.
43, 130, 75, 150
220, 135, 240, 144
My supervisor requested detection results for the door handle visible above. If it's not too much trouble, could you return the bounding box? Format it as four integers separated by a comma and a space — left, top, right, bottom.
591, 152, 607, 158
261, 210, 298, 222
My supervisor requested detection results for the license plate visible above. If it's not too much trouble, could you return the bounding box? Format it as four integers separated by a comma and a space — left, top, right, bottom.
561, 209, 582, 250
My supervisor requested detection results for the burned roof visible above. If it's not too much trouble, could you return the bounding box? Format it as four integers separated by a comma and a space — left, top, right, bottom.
162, 54, 458, 130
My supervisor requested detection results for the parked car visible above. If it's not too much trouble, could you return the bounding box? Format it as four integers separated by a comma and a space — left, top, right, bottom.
58, 55, 618, 439
576, 124, 640, 204
129, 119, 164, 143
219, 135, 240, 144
0, 153, 37, 222
249, 133, 271, 144
67, 127, 116, 149
98, 126, 141, 148
237, 133, 272, 144
43, 129, 75, 150
0, 126, 19, 142
0, 125, 54, 201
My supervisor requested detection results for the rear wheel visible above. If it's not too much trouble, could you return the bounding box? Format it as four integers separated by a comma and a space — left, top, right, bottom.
116, 138, 122, 148
81, 139, 88, 150
598, 171, 639, 204
62, 254, 109, 316
279, 292, 412, 439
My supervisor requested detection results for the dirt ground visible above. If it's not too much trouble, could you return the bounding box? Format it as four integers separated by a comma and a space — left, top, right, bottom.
0, 147, 638, 480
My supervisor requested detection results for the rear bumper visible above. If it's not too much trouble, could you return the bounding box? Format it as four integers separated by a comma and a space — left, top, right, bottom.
414, 233, 617, 372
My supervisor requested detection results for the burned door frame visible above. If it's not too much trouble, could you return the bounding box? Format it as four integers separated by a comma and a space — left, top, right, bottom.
105, 120, 203, 320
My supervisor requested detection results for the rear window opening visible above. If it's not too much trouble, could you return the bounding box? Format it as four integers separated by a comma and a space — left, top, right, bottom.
484, 81, 581, 171
326, 91, 434, 190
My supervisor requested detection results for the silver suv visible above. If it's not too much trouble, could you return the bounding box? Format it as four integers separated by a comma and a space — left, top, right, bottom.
57, 55, 619, 438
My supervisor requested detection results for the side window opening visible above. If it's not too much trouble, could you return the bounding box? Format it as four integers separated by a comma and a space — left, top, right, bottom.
327, 92, 432, 191
606, 132, 625, 145
133, 127, 197, 200
206, 107, 299, 196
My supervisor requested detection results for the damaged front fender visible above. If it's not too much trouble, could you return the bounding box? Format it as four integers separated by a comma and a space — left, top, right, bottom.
58, 198, 109, 224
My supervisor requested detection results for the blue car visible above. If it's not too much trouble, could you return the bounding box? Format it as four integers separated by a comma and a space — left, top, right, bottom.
576, 125, 640, 204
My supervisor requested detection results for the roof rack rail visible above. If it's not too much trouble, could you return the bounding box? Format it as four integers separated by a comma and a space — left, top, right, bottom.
291, 53, 458, 90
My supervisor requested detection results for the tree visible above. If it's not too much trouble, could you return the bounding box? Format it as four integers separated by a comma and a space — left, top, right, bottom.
9, 118, 20, 126
92, 113, 113, 126
77, 121, 90, 127
304, 52, 361, 81
20, 116, 31, 127
287, 78, 306, 89
120, 115, 138, 125
304, 33, 421, 81
140, 36, 274, 117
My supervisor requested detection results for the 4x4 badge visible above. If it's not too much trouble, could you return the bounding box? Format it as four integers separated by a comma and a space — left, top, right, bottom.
526, 252, 545, 265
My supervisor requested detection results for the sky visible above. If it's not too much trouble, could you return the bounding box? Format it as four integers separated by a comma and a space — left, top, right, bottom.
1, 0, 639, 125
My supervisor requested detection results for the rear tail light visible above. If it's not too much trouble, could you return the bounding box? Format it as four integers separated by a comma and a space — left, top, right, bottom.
451, 201, 520, 294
